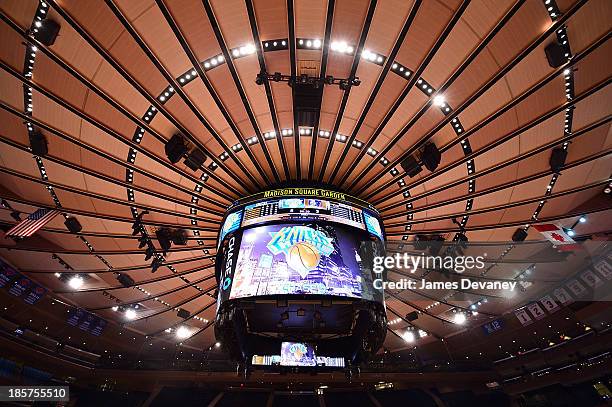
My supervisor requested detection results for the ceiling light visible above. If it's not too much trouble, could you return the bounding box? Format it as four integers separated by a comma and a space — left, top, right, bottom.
215, 342, 221, 348
453, 312, 466, 325
54, 272, 61, 278
567, 229, 575, 237
125, 309, 137, 320
68, 276, 83, 289
403, 331, 415, 342
433, 95, 445, 106
313, 39, 321, 48
176, 326, 190, 339
579, 216, 586, 223
111, 306, 118, 312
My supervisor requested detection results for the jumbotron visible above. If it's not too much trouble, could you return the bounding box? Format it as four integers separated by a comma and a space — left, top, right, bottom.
214, 188, 387, 370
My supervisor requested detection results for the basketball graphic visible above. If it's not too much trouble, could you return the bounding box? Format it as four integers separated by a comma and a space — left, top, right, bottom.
286, 242, 321, 277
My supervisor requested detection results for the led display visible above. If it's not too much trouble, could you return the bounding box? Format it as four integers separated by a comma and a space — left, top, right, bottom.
228, 223, 379, 300
280, 342, 316, 366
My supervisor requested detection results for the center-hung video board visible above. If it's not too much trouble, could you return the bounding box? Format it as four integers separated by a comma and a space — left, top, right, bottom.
216, 189, 385, 306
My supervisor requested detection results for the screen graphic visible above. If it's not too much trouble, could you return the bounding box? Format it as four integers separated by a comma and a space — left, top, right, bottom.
229, 223, 376, 300
364, 211, 383, 240
219, 210, 242, 244
281, 342, 316, 366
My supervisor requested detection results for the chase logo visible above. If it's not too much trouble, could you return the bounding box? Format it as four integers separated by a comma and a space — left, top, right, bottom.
220, 236, 236, 291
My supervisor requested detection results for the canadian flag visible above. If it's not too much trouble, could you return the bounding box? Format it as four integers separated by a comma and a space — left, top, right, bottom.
533, 224, 575, 245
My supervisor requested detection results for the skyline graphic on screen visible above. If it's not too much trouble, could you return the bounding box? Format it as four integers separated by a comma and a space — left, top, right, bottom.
229, 223, 374, 300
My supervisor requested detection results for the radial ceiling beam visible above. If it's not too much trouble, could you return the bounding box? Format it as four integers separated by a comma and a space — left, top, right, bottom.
339, 0, 524, 189
386, 205, 611, 237
0, 166, 220, 229
42, 1, 247, 194
199, 0, 281, 184
352, 0, 590, 194
316, 0, 378, 182
306, 0, 335, 180
369, 73, 611, 203
327, 0, 423, 184
0, 136, 223, 220
380, 116, 612, 215
0, 59, 237, 202
286, 0, 300, 179
245, 0, 291, 180
54, 263, 215, 293
104, 0, 263, 192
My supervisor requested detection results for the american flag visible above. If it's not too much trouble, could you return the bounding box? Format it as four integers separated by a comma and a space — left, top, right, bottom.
6, 208, 60, 238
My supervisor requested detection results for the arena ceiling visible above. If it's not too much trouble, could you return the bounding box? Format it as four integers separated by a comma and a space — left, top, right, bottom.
0, 0, 610, 358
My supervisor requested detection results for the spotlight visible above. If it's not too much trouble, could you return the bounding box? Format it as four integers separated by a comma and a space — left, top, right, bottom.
215, 342, 221, 348
125, 309, 137, 320
176, 326, 191, 339
68, 275, 83, 289
54, 272, 61, 278
453, 312, 466, 325
255, 71, 266, 85
579, 216, 586, 223
567, 229, 575, 237
418, 330, 428, 338
151, 258, 163, 273
111, 306, 119, 312
433, 95, 446, 107
403, 330, 415, 343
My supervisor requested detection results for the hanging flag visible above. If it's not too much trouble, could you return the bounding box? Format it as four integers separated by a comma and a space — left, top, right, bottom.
5, 208, 60, 238
533, 224, 576, 245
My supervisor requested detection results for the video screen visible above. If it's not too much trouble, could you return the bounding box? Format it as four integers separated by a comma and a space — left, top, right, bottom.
364, 211, 384, 240
281, 342, 316, 366
219, 210, 242, 245
229, 223, 378, 300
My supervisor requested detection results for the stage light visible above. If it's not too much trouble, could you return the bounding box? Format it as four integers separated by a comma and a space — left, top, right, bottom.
418, 330, 428, 338
215, 342, 221, 348
453, 312, 466, 325
54, 272, 61, 278
111, 306, 119, 312
433, 95, 446, 106
403, 330, 415, 343
125, 309, 137, 320
176, 326, 190, 339
579, 216, 586, 223
567, 229, 575, 237
68, 276, 83, 289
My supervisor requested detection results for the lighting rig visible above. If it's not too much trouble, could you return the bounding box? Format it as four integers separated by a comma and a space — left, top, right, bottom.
255, 71, 361, 90
131, 211, 164, 273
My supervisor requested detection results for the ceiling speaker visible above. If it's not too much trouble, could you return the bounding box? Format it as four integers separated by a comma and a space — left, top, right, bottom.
165, 134, 187, 164
512, 228, 528, 242
177, 309, 190, 319
64, 217, 82, 234
545, 41, 568, 68
549, 147, 567, 173
400, 155, 422, 178
184, 148, 205, 171
34, 19, 60, 46
29, 131, 48, 156
116, 273, 135, 287
405, 311, 419, 321
420, 142, 441, 172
